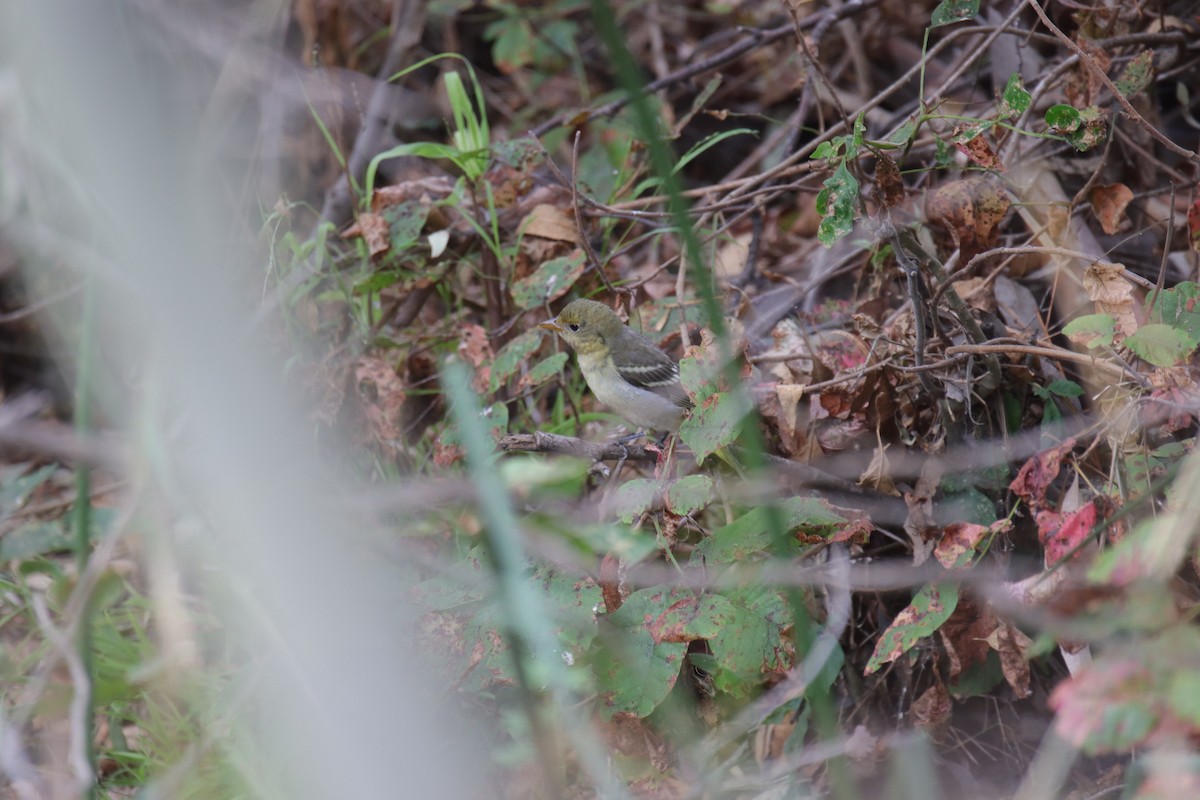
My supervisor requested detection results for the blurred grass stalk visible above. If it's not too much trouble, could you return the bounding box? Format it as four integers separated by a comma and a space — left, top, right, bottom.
2, 1, 482, 796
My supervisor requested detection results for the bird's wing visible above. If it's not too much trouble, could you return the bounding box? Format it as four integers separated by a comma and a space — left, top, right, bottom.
615, 333, 692, 409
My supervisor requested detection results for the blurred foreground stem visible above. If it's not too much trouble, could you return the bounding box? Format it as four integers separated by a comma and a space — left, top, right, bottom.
72, 274, 97, 799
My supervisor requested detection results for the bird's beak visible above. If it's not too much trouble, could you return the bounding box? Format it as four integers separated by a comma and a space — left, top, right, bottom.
538, 317, 563, 333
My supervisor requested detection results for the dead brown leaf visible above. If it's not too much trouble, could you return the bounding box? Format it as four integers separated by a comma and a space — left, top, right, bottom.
1082, 261, 1138, 336
522, 203, 580, 243
1090, 183, 1134, 235
344, 212, 390, 256
355, 356, 406, 454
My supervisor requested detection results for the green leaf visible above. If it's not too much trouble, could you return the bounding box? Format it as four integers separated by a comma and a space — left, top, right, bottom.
596, 588, 690, 718
1043, 398, 1063, 425
930, 0, 979, 27
488, 330, 543, 393
1046, 379, 1084, 398
674, 128, 757, 174
532, 564, 605, 655
888, 117, 918, 145
934, 137, 953, 167
1114, 50, 1154, 98
935, 487, 996, 527
558, 522, 659, 563
612, 478, 660, 524
949, 650, 1005, 698
865, 583, 959, 675
486, 16, 535, 74
1063, 313, 1115, 349
851, 114, 866, 149
1125, 323, 1197, 367
1170, 671, 1200, 726
0, 464, 58, 520
518, 352, 568, 391
678, 390, 751, 464
708, 587, 794, 697
0, 521, 71, 561
816, 162, 859, 246
664, 475, 713, 516
1067, 106, 1108, 151
1045, 104, 1082, 133
999, 74, 1031, 118
811, 140, 837, 160
353, 271, 402, 295
510, 252, 587, 310
647, 592, 735, 643
694, 497, 848, 564
1148, 281, 1200, 341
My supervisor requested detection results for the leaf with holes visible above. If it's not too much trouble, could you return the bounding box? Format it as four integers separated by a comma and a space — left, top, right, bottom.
1115, 50, 1154, 98
998, 74, 1030, 118
816, 162, 859, 246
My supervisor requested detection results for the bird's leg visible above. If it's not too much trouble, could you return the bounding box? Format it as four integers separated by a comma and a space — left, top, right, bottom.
614, 429, 648, 448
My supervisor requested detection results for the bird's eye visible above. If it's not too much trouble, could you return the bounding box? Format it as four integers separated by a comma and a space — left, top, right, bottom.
568, 323, 580, 332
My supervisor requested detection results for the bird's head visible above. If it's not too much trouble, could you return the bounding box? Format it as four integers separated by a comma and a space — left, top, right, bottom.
539, 298, 623, 353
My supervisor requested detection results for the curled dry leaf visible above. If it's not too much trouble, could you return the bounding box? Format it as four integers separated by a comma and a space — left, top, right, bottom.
904, 460, 945, 566
858, 441, 899, 496
939, 595, 995, 680
984, 621, 1033, 699
1082, 261, 1138, 336
371, 176, 457, 211
1188, 196, 1200, 254
934, 521, 990, 569
911, 678, 952, 735
458, 323, 494, 391
1090, 183, 1134, 235
953, 132, 1005, 172
1064, 38, 1112, 108
926, 177, 1011, 261
1009, 438, 1076, 511
874, 151, 905, 210
344, 212, 391, 256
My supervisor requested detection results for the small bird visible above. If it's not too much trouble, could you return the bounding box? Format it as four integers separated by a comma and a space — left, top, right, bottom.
539, 298, 692, 432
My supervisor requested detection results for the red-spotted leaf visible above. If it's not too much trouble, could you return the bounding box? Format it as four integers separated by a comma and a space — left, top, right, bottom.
595, 587, 690, 719
865, 582, 960, 675
1040, 500, 1099, 566
648, 593, 735, 644
679, 390, 751, 464
1050, 657, 1158, 753
707, 587, 795, 697
1010, 439, 1076, 511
